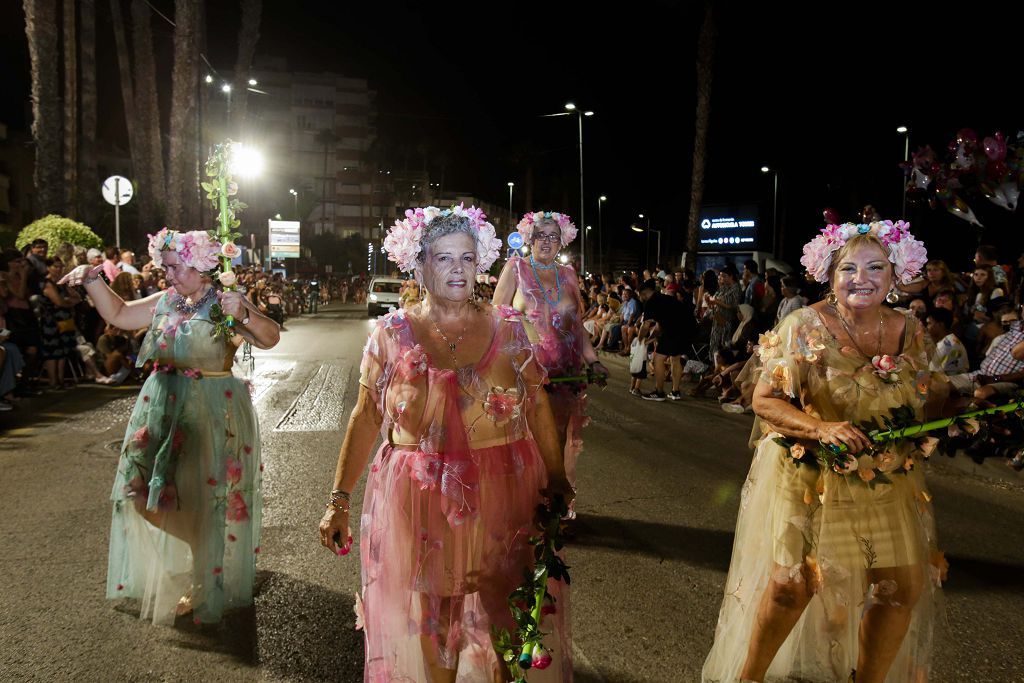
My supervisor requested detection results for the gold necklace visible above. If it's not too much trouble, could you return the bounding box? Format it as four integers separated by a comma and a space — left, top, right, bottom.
428, 313, 469, 367
833, 305, 884, 358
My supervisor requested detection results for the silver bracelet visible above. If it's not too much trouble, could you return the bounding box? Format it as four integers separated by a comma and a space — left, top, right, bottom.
330, 489, 350, 501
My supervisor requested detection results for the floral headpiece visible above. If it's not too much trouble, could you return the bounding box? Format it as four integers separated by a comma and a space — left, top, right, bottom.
516, 211, 578, 247
800, 220, 927, 285
382, 203, 501, 274
147, 228, 224, 273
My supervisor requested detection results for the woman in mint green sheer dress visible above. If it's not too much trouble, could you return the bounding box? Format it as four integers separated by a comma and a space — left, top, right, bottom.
62, 229, 280, 625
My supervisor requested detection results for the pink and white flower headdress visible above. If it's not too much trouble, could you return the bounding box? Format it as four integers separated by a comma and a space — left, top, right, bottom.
148, 228, 223, 273
382, 203, 502, 274
800, 220, 927, 285
516, 211, 578, 247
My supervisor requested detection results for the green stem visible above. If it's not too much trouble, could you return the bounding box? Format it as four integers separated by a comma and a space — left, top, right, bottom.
829, 399, 1024, 453
216, 169, 235, 324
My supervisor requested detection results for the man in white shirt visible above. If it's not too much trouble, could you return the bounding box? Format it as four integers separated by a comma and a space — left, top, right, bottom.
117, 250, 140, 275
775, 275, 807, 325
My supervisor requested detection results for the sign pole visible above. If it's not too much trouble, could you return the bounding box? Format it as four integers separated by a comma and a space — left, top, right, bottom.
114, 177, 121, 247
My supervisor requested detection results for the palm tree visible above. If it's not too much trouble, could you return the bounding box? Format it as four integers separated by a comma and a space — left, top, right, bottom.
78, 0, 99, 226
62, 0, 78, 217
131, 0, 166, 219
229, 0, 262, 137
23, 0, 62, 216
109, 0, 142, 243
166, 0, 200, 228
685, 2, 717, 264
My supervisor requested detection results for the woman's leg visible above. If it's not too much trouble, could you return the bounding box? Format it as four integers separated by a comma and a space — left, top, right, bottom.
740, 562, 815, 681
44, 359, 57, 387
418, 594, 459, 683
856, 565, 924, 683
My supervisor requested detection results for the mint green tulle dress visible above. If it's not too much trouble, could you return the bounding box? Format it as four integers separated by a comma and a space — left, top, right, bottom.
106, 289, 261, 625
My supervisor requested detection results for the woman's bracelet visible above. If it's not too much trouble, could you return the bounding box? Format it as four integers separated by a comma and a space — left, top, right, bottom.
326, 500, 350, 513
330, 488, 350, 501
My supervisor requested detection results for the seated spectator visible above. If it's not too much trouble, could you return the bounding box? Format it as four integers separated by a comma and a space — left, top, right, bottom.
689, 348, 740, 399
729, 303, 759, 354
906, 297, 928, 321
101, 333, 134, 385
976, 298, 1015, 359
947, 319, 1024, 401
927, 307, 968, 375
775, 275, 808, 324
599, 287, 639, 351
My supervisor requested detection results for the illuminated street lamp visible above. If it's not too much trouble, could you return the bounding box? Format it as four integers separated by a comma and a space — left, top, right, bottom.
542, 103, 594, 275
289, 188, 299, 219
507, 182, 515, 226
229, 143, 264, 177
897, 126, 910, 219
597, 195, 607, 274
761, 166, 779, 255
632, 214, 661, 268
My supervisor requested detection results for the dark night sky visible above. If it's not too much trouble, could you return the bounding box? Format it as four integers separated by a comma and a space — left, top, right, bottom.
3, 1, 1023, 268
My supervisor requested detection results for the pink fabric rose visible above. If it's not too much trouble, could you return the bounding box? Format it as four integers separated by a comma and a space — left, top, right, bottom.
220, 241, 241, 259
226, 491, 249, 522
226, 457, 243, 486
398, 345, 429, 380
218, 270, 237, 287
131, 426, 150, 451
790, 443, 806, 459
483, 387, 521, 424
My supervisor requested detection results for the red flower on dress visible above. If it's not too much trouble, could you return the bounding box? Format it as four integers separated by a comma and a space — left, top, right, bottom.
226, 491, 249, 522
227, 533, 237, 542
226, 457, 243, 486
207, 477, 217, 486
398, 344, 429, 380
225, 390, 233, 399
131, 426, 150, 451
483, 387, 521, 425
212, 566, 223, 575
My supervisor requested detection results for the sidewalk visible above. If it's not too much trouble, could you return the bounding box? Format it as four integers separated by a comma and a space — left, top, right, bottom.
597, 349, 1024, 488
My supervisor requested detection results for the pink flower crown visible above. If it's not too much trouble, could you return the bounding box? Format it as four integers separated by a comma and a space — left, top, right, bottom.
382, 203, 502, 273
516, 211, 578, 247
147, 228, 223, 273
800, 220, 927, 285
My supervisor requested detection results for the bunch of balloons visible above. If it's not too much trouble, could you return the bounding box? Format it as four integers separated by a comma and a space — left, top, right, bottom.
902, 128, 1022, 227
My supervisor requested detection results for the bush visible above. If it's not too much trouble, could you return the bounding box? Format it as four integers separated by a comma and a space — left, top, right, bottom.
16, 214, 104, 251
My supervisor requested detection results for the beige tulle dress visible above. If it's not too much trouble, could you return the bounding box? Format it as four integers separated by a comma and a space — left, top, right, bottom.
704, 307, 945, 683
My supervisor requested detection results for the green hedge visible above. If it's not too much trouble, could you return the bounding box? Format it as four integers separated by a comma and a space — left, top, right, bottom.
16, 214, 104, 250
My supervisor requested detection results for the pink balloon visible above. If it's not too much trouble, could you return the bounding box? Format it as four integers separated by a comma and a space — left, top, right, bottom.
983, 133, 1007, 161
823, 207, 839, 224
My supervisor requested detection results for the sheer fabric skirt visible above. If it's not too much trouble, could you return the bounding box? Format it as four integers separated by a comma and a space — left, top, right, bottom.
703, 434, 939, 683
360, 439, 572, 683
106, 373, 262, 625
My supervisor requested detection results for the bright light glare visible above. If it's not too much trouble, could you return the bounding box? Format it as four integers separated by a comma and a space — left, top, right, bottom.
896, 126, 908, 133
204, 74, 213, 84
507, 182, 515, 187
760, 166, 770, 173
584, 111, 594, 116
638, 213, 645, 219
559, 254, 569, 264
221, 83, 232, 93
564, 103, 576, 111
631, 226, 644, 233
248, 78, 258, 86
586, 225, 592, 231
230, 143, 265, 177
599, 195, 607, 201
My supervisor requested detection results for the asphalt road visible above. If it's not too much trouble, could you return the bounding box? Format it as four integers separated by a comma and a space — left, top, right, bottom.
2, 302, 1023, 682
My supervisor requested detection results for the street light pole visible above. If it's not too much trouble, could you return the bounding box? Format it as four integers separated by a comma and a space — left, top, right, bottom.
598, 195, 606, 275
761, 166, 779, 257
544, 104, 593, 273
897, 126, 910, 219
290, 188, 298, 220
507, 182, 514, 229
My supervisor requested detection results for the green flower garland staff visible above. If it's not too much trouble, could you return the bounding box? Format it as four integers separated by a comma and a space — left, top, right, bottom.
201, 141, 248, 338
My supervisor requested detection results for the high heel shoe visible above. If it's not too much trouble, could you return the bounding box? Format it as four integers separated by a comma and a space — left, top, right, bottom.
175, 586, 194, 616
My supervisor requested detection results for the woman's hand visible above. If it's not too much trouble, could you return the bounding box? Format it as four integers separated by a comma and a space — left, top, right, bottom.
58, 264, 101, 287
319, 506, 353, 557
219, 290, 247, 319
816, 420, 873, 454
543, 475, 576, 506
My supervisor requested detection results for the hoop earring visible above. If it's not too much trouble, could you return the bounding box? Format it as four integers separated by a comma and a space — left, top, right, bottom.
886, 289, 900, 304
825, 291, 838, 307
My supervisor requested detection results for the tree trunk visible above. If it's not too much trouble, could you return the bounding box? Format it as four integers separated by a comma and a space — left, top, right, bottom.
230, 0, 262, 137
166, 0, 200, 229
131, 0, 165, 226
109, 0, 140, 245
78, 0, 99, 226
685, 2, 716, 265
62, 0, 78, 217
24, 0, 63, 217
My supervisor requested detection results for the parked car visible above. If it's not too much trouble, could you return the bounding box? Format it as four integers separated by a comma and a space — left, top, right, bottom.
367, 276, 403, 317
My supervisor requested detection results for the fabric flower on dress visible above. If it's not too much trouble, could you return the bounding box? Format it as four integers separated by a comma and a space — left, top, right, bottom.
226, 491, 250, 522
483, 387, 521, 425
398, 344, 429, 380
871, 354, 901, 383
407, 453, 443, 490
131, 426, 150, 451
756, 331, 782, 363
226, 457, 243, 486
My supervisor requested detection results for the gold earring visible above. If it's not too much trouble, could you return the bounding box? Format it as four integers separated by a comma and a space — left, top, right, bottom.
826, 291, 838, 307
886, 289, 899, 304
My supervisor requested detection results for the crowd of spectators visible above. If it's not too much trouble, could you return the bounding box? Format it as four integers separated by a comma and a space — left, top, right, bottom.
569, 247, 1024, 471
0, 237, 371, 413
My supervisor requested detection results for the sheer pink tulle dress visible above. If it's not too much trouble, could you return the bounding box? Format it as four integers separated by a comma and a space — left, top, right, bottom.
508, 255, 589, 489
357, 305, 571, 682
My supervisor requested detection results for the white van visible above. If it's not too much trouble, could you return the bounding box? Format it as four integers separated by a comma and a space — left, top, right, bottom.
367, 276, 404, 317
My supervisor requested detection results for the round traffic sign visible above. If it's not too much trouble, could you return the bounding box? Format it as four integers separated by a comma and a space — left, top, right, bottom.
102, 176, 134, 206
506, 232, 524, 249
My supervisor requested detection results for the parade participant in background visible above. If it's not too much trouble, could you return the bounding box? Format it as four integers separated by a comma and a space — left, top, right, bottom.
637, 278, 689, 401
319, 205, 573, 681
708, 264, 742, 356
61, 228, 281, 625
493, 211, 608, 502
705, 220, 946, 683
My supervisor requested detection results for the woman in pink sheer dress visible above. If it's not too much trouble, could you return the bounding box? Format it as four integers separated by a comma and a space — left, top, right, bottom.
493, 211, 607, 505
319, 206, 573, 682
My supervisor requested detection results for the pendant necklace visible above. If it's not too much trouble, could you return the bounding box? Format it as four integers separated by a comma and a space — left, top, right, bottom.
833, 304, 883, 359
173, 286, 217, 315
429, 313, 469, 367
529, 256, 561, 307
